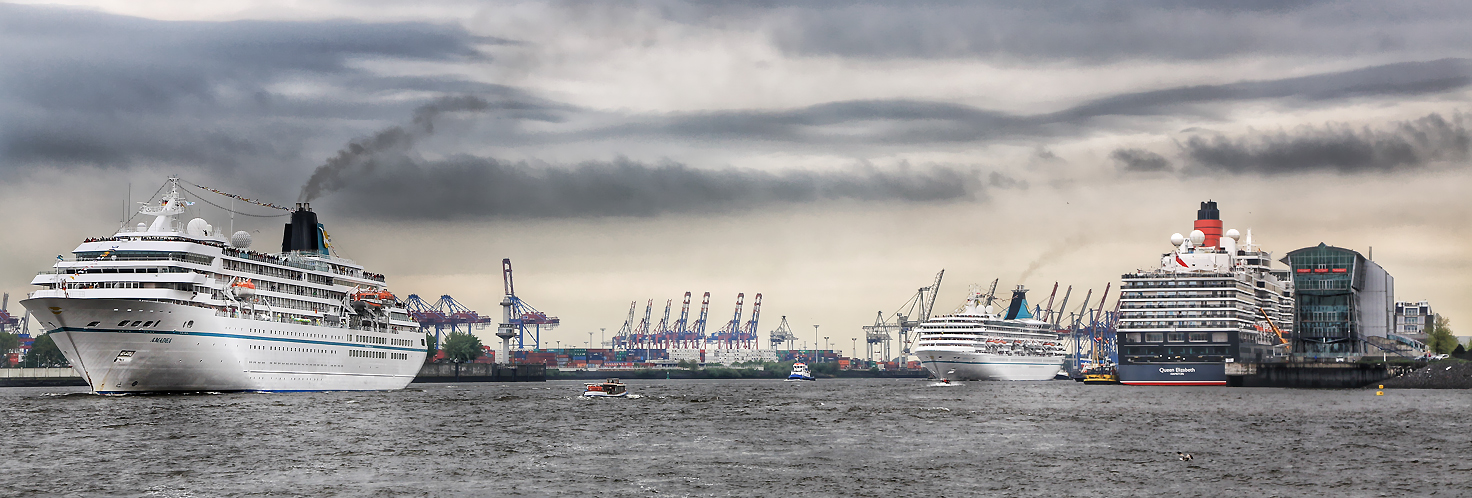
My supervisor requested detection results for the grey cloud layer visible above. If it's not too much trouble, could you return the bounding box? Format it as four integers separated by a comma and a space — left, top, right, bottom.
752, 1, 1472, 62
1111, 149, 1173, 172
0, 3, 512, 170
317, 154, 981, 219
5, 2, 1471, 176
1181, 112, 1471, 174
595, 59, 1472, 144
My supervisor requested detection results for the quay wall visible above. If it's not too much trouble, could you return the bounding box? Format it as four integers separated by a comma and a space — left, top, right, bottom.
1225, 362, 1417, 388
413, 363, 546, 383
0, 368, 87, 387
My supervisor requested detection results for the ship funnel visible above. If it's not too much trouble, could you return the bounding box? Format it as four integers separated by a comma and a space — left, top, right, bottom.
1004, 285, 1033, 320
280, 203, 328, 255
1194, 200, 1222, 248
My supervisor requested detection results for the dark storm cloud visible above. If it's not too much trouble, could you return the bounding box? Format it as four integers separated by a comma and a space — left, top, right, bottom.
753, 1, 1472, 62
1181, 112, 1471, 174
593, 59, 1472, 144
318, 154, 981, 220
1111, 148, 1173, 172
0, 3, 517, 170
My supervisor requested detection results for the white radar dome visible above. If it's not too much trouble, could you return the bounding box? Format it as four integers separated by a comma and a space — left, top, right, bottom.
1225, 228, 1241, 241
186, 218, 212, 238
1170, 233, 1185, 246
1189, 230, 1206, 245
231, 231, 252, 248
136, 222, 147, 232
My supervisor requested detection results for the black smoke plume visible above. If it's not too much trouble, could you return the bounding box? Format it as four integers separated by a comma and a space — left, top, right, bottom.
299, 96, 489, 202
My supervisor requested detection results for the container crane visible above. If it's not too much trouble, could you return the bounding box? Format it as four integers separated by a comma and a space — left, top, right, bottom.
672, 292, 692, 348
0, 293, 20, 334
737, 293, 762, 349
769, 315, 797, 350
497, 258, 560, 351
655, 299, 673, 349
862, 311, 895, 362
889, 270, 944, 356
612, 301, 637, 350
633, 300, 654, 349
687, 292, 710, 349
709, 293, 744, 349
404, 293, 485, 351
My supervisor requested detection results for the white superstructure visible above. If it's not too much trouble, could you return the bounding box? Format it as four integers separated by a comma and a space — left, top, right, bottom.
21, 178, 425, 393
912, 287, 1065, 381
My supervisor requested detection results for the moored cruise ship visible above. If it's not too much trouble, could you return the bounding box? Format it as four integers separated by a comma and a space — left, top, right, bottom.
913, 286, 1065, 381
21, 178, 425, 393
1115, 201, 1294, 386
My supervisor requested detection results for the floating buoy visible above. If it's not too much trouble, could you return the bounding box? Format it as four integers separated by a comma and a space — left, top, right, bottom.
1376, 391, 1384, 396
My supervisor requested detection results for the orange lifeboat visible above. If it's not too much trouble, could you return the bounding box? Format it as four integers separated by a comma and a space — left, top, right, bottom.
352, 289, 396, 308
232, 279, 256, 297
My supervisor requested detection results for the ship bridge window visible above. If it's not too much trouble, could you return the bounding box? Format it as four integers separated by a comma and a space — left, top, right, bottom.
184, 321, 194, 328
1166, 333, 1186, 342
129, 321, 142, 327
117, 321, 130, 326
142, 321, 154, 327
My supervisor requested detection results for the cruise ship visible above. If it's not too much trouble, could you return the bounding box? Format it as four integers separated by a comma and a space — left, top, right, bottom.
1115, 201, 1294, 386
21, 178, 425, 393
912, 286, 1065, 381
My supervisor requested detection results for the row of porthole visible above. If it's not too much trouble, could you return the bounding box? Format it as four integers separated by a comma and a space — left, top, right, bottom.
252, 344, 331, 354
252, 328, 340, 341
85, 319, 194, 328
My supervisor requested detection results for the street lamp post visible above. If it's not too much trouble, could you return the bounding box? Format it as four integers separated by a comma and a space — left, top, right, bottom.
813, 324, 819, 361
588, 331, 593, 349
600, 327, 606, 349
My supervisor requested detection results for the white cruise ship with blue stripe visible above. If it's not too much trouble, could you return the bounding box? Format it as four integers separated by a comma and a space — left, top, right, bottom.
913, 286, 1065, 381
21, 178, 425, 393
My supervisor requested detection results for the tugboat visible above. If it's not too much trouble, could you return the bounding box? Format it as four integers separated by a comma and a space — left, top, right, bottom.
1082, 363, 1120, 385
582, 378, 628, 397
785, 362, 816, 381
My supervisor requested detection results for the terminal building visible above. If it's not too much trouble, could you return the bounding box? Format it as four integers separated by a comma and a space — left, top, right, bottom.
1281, 243, 1395, 358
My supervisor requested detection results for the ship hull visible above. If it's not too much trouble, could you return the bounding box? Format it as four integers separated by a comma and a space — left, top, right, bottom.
22, 297, 425, 393
1117, 363, 1226, 386
916, 350, 1063, 381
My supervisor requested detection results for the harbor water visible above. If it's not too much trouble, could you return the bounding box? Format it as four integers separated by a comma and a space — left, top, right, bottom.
2, 379, 1469, 496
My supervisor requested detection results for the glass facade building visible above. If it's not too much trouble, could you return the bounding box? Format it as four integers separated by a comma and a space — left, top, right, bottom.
1282, 243, 1394, 357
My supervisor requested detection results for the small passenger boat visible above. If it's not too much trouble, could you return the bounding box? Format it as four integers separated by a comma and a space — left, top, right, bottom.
583, 378, 628, 397
785, 362, 815, 381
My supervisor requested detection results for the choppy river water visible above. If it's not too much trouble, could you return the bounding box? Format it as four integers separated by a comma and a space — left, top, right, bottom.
2, 379, 1469, 497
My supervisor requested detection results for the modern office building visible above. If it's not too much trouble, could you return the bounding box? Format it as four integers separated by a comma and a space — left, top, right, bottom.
1281, 243, 1394, 357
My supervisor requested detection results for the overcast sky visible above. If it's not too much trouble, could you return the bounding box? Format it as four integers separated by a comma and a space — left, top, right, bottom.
3, 1, 1469, 353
